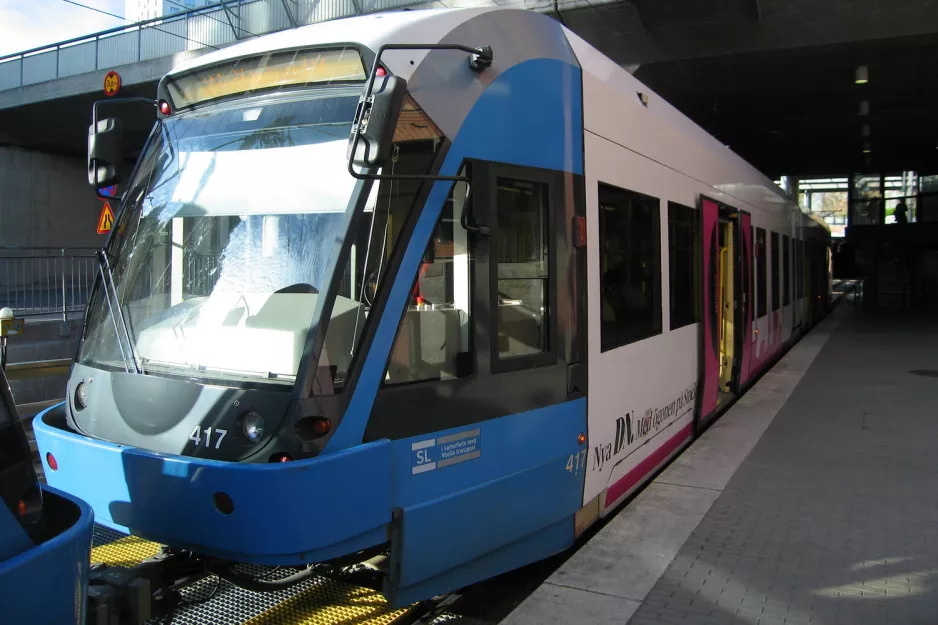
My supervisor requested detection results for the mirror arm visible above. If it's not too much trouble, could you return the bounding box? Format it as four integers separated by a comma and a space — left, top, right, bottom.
92, 97, 157, 128
361, 43, 492, 110
347, 42, 493, 182
95, 187, 122, 203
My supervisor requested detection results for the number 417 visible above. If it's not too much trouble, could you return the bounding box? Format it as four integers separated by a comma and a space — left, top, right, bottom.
190, 426, 227, 450
566, 449, 588, 474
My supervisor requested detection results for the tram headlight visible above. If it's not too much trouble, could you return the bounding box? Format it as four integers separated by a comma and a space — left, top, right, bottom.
241, 411, 265, 443
74, 382, 89, 411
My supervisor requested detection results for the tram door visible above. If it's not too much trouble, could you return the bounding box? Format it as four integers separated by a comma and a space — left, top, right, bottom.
699, 197, 746, 429
717, 215, 736, 394
697, 197, 720, 426
736, 212, 753, 387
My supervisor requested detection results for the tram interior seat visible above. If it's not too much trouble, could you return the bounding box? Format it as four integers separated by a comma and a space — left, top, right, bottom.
385, 308, 468, 384
135, 290, 362, 381
242, 291, 361, 379
496, 303, 543, 356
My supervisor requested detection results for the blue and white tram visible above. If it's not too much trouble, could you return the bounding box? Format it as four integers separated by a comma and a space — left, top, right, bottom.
35, 6, 831, 610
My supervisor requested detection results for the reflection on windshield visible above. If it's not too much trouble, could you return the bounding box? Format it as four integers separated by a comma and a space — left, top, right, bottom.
80, 93, 361, 384
79, 90, 446, 390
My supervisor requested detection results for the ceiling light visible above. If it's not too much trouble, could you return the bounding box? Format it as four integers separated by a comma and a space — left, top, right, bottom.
855, 65, 869, 84
859, 100, 870, 116
863, 141, 872, 154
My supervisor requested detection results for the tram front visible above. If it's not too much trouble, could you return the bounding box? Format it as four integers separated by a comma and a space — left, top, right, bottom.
72, 46, 447, 462
34, 42, 452, 563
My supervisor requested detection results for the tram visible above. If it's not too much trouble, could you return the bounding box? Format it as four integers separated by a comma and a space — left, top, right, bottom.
34, 6, 831, 614
0, 365, 94, 624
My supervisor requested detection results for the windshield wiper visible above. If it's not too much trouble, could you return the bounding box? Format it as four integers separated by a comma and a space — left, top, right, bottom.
96, 249, 142, 375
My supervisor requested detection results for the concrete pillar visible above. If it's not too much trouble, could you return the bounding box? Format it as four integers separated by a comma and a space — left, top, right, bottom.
0, 146, 105, 249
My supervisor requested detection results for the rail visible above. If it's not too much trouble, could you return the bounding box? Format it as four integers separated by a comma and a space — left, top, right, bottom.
0, 247, 98, 319
5, 358, 73, 381
0, 0, 388, 91
0, 0, 603, 93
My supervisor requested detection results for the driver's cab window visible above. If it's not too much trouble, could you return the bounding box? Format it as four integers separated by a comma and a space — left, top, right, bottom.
320, 96, 445, 391
384, 178, 473, 386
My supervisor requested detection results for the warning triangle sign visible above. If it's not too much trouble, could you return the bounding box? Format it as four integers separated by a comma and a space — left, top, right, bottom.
97, 202, 115, 235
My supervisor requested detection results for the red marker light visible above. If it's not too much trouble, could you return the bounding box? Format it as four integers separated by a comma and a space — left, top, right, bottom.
17, 500, 26, 517
46, 453, 58, 471
159, 100, 171, 115
313, 418, 332, 437
376, 66, 387, 77
269, 452, 292, 463
574, 216, 587, 248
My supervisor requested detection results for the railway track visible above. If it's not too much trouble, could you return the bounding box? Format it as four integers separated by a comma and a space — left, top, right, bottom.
88, 525, 480, 625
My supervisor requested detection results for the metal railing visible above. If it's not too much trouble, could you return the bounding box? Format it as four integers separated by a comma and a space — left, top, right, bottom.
0, 247, 98, 319
0, 0, 584, 93
0, 0, 390, 91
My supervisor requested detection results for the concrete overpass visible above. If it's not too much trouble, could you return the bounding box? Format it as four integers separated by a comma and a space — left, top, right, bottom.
4, 0, 938, 174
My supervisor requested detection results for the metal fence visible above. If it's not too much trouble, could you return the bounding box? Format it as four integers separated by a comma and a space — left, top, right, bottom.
0, 248, 99, 318
0, 0, 572, 92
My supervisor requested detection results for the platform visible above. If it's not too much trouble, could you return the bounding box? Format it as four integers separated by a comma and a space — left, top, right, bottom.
504, 300, 938, 625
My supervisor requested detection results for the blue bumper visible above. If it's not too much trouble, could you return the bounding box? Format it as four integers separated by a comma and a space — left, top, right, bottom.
0, 484, 94, 625
34, 404, 391, 565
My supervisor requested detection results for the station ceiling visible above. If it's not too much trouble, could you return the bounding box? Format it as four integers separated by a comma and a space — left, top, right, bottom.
566, 0, 938, 178
3, 0, 938, 180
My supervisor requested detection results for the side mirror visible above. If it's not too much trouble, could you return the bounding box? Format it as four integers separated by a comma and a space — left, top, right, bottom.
88, 117, 124, 189
348, 75, 408, 170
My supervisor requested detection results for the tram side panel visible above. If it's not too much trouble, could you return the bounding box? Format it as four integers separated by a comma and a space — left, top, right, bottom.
357, 52, 592, 605
581, 130, 698, 516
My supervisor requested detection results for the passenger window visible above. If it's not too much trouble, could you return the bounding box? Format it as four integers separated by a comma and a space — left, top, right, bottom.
783, 235, 791, 306
797, 239, 803, 299
598, 183, 662, 351
384, 179, 472, 385
494, 178, 551, 360
771, 231, 780, 312
756, 228, 767, 317
751, 226, 756, 322
668, 202, 700, 330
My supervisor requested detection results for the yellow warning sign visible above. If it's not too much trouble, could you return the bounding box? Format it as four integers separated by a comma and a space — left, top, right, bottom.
97, 202, 115, 234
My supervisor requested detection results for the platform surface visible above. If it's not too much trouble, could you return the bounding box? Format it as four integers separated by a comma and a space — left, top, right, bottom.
505, 301, 938, 625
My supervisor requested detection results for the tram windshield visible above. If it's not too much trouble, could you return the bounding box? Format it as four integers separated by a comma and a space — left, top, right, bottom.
78, 88, 444, 388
